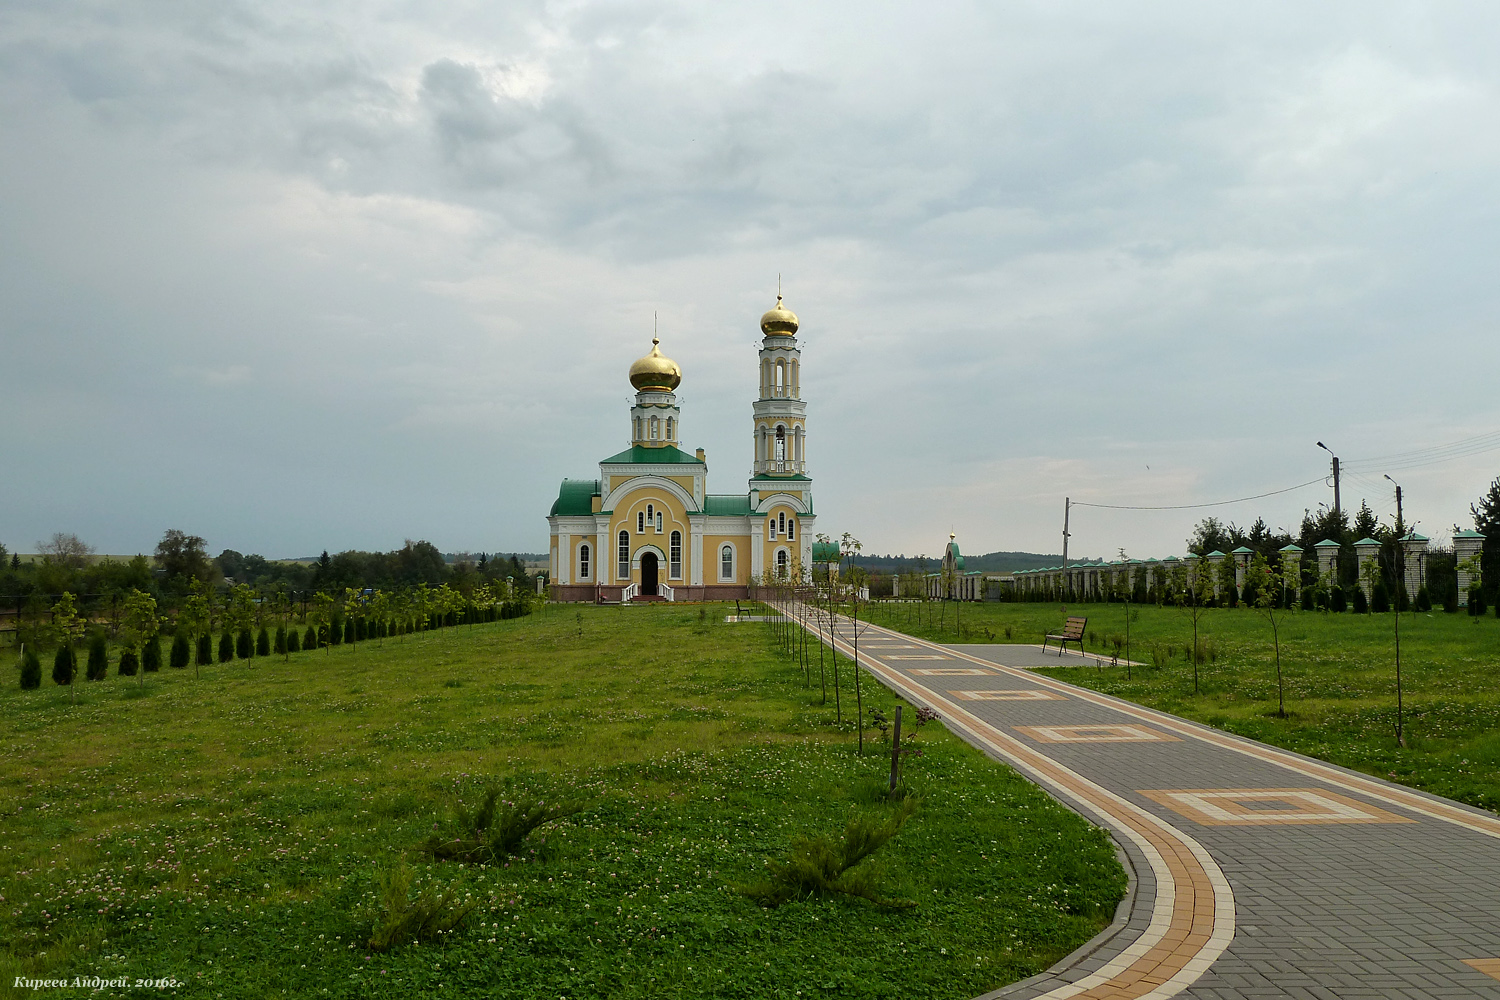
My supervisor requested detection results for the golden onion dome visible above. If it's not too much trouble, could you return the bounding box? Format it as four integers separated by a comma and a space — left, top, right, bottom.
760, 295, 799, 336
628, 337, 681, 391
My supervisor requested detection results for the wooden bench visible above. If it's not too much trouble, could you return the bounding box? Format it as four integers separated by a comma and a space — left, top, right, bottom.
1042, 616, 1087, 655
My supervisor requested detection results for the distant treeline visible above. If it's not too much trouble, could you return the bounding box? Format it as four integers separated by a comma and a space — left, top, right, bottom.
0, 531, 539, 641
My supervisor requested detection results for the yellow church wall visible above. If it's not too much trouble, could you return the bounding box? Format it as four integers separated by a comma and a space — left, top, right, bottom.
567, 534, 599, 583
702, 534, 750, 584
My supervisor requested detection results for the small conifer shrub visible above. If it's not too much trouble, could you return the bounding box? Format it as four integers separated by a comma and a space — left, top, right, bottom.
287, 627, 301, 653
304, 626, 318, 650
87, 631, 109, 681
142, 637, 161, 672
218, 632, 234, 663
236, 628, 253, 659
171, 633, 191, 669
1331, 586, 1348, 613
256, 627, 271, 657
1353, 587, 1369, 614
1415, 585, 1432, 612
118, 648, 139, 676
1372, 581, 1390, 614
274, 626, 287, 655
330, 620, 344, 646
196, 634, 212, 666
20, 647, 42, 689
53, 647, 76, 686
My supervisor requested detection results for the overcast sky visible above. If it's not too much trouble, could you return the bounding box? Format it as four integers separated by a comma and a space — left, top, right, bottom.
3, 1, 1498, 562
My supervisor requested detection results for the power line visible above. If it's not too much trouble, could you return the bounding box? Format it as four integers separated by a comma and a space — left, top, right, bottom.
1070, 477, 1326, 511
1343, 429, 1500, 474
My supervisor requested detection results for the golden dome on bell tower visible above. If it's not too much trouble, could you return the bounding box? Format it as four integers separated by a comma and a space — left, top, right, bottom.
628, 337, 682, 392
759, 295, 799, 337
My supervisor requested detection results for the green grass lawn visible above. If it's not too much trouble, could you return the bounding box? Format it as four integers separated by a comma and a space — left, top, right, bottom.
1, 604, 1125, 999
862, 598, 1500, 813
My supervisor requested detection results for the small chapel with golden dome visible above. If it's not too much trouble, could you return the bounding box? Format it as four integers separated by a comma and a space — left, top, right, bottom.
547, 294, 816, 601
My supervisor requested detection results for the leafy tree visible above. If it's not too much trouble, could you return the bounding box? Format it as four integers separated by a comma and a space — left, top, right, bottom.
120, 589, 162, 687
38, 532, 94, 570
20, 647, 41, 689
1247, 556, 1290, 718
1173, 556, 1215, 695
155, 530, 213, 588
86, 630, 109, 681
170, 633, 191, 669
48, 593, 85, 700
178, 588, 213, 679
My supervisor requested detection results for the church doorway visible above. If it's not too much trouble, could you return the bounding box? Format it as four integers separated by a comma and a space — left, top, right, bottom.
641, 552, 659, 596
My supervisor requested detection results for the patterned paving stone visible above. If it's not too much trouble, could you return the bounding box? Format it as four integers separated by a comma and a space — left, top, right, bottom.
802, 612, 1500, 999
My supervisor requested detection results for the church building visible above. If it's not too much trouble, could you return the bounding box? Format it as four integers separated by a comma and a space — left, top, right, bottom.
547, 295, 816, 601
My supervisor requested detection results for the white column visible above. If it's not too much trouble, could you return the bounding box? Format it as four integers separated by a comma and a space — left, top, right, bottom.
557, 533, 571, 585
690, 527, 704, 587
750, 526, 764, 581
1354, 539, 1381, 601
1455, 530, 1485, 606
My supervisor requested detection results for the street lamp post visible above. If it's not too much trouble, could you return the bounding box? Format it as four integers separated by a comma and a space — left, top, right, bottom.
1317, 442, 1341, 518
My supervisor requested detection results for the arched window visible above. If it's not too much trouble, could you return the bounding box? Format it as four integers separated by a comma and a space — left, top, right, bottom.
777, 549, 789, 579
578, 543, 590, 580
637, 511, 645, 534
633, 416, 641, 441
618, 530, 630, 579
669, 531, 682, 579
775, 360, 785, 396
650, 417, 659, 440
774, 426, 786, 468
720, 544, 734, 581
665, 416, 674, 441
791, 359, 799, 397
778, 511, 786, 536
656, 511, 663, 532
767, 515, 777, 540
786, 516, 795, 541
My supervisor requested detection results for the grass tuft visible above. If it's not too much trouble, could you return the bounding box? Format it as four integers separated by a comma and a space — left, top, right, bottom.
742, 798, 918, 909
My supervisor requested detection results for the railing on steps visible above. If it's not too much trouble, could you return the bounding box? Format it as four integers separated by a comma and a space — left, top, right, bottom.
660, 584, 674, 602
622, 583, 638, 602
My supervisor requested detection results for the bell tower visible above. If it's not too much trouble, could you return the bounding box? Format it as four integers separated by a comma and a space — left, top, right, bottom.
751, 294, 808, 479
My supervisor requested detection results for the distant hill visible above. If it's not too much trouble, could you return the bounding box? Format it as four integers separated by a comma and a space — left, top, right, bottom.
851, 550, 1082, 575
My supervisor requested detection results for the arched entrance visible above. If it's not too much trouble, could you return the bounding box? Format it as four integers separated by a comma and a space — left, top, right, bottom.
641, 552, 659, 596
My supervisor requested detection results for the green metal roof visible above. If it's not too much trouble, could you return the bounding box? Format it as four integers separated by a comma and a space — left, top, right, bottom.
550, 479, 600, 516
811, 541, 840, 562
1230, 546, 1255, 554
1313, 539, 1342, 547
702, 495, 753, 516
751, 473, 812, 482
1455, 529, 1485, 538
599, 445, 705, 465
1354, 537, 1381, 546
1279, 543, 1304, 552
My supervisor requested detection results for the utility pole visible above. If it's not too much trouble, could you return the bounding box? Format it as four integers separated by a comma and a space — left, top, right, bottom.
1385, 474, 1403, 534
1317, 442, 1341, 518
1061, 497, 1071, 601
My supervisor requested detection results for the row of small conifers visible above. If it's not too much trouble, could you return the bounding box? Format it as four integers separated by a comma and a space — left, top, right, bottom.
13, 583, 536, 690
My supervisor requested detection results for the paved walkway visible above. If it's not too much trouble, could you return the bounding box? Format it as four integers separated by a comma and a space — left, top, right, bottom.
797, 609, 1500, 999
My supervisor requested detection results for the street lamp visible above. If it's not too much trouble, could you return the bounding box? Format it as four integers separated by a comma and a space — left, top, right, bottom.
1317, 442, 1341, 517
1384, 474, 1403, 531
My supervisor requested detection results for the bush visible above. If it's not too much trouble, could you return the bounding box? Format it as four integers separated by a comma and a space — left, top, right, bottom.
20, 647, 41, 689
304, 626, 318, 650
365, 864, 475, 952
421, 790, 587, 864
142, 637, 161, 672
1372, 581, 1390, 614
256, 627, 270, 657
273, 626, 287, 655
87, 631, 109, 681
170, 633, 191, 669
236, 628, 253, 660
1415, 586, 1432, 612
218, 632, 234, 663
1444, 588, 1459, 613
53, 646, 76, 686
1352, 587, 1369, 614
345, 619, 357, 644
118, 648, 139, 676
740, 799, 918, 909
329, 620, 344, 646
287, 627, 301, 653
1470, 587, 1487, 617
196, 634, 212, 666
1331, 586, 1348, 613
1301, 586, 1316, 611
1396, 586, 1410, 613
